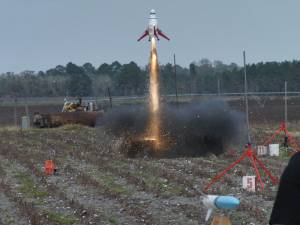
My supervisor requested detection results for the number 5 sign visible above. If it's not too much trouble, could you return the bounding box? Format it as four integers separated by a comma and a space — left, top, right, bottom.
242, 176, 256, 192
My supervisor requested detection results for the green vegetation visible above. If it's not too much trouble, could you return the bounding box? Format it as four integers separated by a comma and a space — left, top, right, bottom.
99, 174, 130, 196
84, 166, 130, 196
2, 215, 15, 225
111, 159, 188, 195
43, 210, 76, 225
14, 171, 48, 198
279, 147, 293, 160
3, 59, 300, 98
107, 216, 118, 224
132, 170, 187, 196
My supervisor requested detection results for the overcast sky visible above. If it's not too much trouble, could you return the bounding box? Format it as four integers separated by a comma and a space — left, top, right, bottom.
1, 0, 300, 73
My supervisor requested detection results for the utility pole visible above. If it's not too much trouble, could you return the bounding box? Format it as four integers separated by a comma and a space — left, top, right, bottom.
14, 97, 18, 127
107, 87, 112, 108
173, 54, 179, 106
284, 81, 289, 147
284, 81, 288, 126
217, 79, 221, 96
243, 51, 251, 144
24, 83, 29, 118
25, 98, 29, 118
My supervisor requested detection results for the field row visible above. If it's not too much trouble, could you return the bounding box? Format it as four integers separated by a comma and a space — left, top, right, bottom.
0, 126, 289, 224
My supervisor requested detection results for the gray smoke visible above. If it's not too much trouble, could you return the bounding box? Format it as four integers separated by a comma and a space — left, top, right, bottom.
98, 100, 246, 158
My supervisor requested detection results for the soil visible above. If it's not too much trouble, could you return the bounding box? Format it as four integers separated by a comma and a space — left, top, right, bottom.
0, 96, 299, 224
0, 125, 293, 225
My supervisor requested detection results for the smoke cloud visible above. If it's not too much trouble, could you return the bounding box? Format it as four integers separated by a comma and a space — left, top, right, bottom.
98, 100, 246, 158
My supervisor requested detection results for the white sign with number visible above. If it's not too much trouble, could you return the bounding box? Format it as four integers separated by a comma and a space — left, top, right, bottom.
269, 144, 280, 156
257, 145, 268, 156
242, 176, 256, 192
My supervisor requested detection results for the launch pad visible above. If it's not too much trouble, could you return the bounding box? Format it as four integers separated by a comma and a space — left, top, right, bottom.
204, 143, 279, 192
125, 138, 162, 158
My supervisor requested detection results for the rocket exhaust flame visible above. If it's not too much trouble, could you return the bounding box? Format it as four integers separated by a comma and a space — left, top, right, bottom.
150, 38, 159, 113
146, 37, 161, 148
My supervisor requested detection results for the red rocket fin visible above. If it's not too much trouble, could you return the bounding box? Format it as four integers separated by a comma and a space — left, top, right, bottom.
154, 27, 160, 40
137, 30, 149, 41
157, 28, 170, 41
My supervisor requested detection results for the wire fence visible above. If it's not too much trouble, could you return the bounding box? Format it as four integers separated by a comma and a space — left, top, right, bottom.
1, 91, 300, 106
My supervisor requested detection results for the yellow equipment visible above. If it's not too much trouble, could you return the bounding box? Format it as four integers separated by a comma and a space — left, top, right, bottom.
33, 98, 103, 128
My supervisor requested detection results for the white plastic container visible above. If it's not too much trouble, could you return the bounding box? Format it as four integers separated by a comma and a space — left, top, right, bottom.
269, 144, 280, 156
242, 176, 256, 192
21, 116, 30, 129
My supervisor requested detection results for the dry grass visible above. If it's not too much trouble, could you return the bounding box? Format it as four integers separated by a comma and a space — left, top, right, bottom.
0, 124, 292, 225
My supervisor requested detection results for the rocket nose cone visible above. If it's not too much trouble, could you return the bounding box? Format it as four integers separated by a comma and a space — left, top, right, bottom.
215, 196, 240, 210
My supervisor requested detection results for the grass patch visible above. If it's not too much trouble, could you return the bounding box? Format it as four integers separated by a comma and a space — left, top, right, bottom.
279, 147, 294, 161
0, 126, 20, 132
44, 210, 76, 225
98, 173, 130, 196
132, 170, 187, 195
107, 216, 118, 224
111, 160, 188, 195
14, 171, 48, 198
59, 124, 91, 131
3, 215, 15, 225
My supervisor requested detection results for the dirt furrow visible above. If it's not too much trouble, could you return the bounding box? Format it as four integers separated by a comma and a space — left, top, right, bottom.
64, 160, 199, 225
0, 162, 57, 225
1, 154, 145, 224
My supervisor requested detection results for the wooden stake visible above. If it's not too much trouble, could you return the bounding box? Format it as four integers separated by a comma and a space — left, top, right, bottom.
285, 81, 288, 129
211, 215, 232, 225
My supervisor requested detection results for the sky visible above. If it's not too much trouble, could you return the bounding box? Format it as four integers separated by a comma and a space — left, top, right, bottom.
1, 0, 300, 73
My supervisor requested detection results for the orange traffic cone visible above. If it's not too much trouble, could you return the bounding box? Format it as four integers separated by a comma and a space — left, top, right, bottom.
44, 160, 55, 175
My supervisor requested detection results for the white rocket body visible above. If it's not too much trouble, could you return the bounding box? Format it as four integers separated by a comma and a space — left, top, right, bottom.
148, 9, 158, 40
137, 9, 170, 41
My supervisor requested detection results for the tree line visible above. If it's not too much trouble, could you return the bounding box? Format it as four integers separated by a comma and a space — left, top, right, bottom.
1, 59, 300, 97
